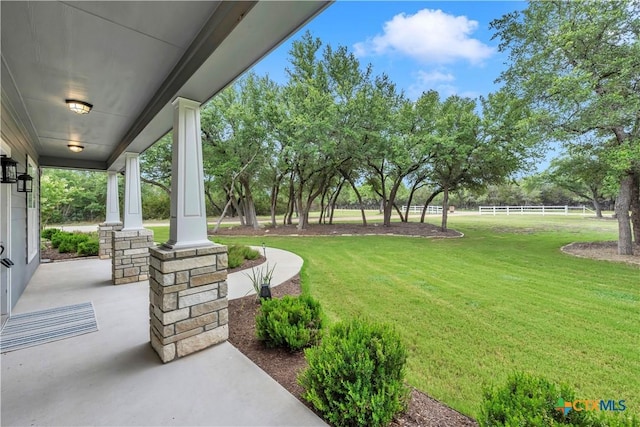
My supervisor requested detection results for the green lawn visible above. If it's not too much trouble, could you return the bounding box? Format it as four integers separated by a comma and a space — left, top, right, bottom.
205, 215, 638, 419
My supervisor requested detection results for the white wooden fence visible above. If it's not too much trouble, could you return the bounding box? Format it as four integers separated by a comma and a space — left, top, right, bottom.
478, 205, 593, 216
401, 205, 443, 214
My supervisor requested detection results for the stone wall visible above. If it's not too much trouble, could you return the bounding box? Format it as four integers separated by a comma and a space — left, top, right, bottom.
112, 229, 153, 285
148, 244, 228, 363
98, 223, 122, 259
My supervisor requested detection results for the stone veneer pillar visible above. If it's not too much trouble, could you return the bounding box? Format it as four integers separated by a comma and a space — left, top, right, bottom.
149, 244, 228, 363
112, 229, 154, 285
99, 223, 122, 259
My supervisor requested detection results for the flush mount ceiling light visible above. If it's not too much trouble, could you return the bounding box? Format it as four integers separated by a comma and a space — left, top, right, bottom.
67, 144, 85, 153
65, 99, 93, 114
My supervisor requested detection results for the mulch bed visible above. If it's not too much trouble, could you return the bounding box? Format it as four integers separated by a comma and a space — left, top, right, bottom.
561, 241, 640, 266
211, 221, 463, 238
228, 272, 477, 427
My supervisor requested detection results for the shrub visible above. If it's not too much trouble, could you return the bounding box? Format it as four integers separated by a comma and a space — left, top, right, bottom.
256, 295, 323, 351
50, 231, 72, 249
241, 245, 260, 260
77, 239, 99, 256
41, 228, 61, 240
227, 244, 260, 268
480, 372, 606, 426
52, 232, 90, 253
299, 318, 409, 427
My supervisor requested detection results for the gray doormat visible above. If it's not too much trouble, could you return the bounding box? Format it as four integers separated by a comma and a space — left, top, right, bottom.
0, 302, 98, 353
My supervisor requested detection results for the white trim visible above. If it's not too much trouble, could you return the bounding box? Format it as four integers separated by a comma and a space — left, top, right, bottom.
27, 156, 38, 263
0, 139, 12, 320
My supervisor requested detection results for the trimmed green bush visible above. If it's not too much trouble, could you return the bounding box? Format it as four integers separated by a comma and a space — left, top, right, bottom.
480, 372, 606, 426
228, 244, 260, 268
77, 239, 99, 256
50, 231, 72, 249
299, 318, 409, 427
41, 228, 61, 240
256, 295, 323, 351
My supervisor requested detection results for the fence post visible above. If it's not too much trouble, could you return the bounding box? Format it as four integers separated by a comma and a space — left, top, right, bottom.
542, 206, 545, 216
493, 206, 496, 216
506, 206, 510, 216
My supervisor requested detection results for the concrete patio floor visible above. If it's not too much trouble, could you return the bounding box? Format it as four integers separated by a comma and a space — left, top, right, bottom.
1, 250, 325, 426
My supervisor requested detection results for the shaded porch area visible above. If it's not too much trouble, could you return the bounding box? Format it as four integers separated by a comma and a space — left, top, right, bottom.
1, 258, 323, 426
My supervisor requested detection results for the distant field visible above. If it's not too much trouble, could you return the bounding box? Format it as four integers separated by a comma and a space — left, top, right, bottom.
211, 215, 638, 419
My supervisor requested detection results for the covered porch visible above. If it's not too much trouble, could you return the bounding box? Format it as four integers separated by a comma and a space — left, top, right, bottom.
1, 257, 322, 426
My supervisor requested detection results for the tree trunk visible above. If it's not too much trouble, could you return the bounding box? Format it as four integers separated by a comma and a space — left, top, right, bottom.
270, 182, 280, 227
630, 170, 640, 245
404, 178, 426, 223
393, 203, 405, 222
615, 173, 634, 255
285, 176, 295, 225
241, 179, 259, 230
441, 186, 450, 232
328, 178, 346, 225
318, 188, 327, 224
590, 189, 603, 218
344, 176, 367, 227
420, 188, 443, 223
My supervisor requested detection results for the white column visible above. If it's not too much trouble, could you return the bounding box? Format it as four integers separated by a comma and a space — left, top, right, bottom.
122, 152, 144, 231
165, 97, 212, 249
105, 171, 121, 225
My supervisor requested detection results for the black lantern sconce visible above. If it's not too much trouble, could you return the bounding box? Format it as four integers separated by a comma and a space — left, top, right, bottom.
17, 172, 33, 193
1, 155, 33, 192
1, 155, 18, 184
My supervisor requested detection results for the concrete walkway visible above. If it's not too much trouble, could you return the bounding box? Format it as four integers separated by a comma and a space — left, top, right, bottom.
1, 249, 324, 427
228, 247, 303, 300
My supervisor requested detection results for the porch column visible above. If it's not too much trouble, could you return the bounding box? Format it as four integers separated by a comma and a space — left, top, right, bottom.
165, 97, 212, 249
122, 153, 143, 231
99, 171, 122, 259
149, 97, 228, 363
111, 153, 153, 285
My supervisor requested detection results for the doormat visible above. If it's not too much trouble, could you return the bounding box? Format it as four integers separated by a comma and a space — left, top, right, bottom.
0, 302, 98, 353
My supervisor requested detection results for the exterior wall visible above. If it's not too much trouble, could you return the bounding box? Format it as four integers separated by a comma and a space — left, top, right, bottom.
1, 98, 40, 309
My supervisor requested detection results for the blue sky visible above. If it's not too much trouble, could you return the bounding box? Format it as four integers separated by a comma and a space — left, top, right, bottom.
251, 1, 526, 101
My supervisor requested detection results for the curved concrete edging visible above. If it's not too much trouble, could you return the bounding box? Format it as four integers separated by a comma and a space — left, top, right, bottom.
227, 247, 303, 300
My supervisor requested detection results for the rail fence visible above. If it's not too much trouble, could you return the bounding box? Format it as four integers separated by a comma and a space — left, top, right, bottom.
478, 205, 593, 216
401, 205, 443, 214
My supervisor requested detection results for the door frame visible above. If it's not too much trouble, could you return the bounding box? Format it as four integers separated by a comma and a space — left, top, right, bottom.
1, 139, 12, 325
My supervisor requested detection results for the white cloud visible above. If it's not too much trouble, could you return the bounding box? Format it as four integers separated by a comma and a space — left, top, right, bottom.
407, 69, 480, 100
354, 9, 495, 65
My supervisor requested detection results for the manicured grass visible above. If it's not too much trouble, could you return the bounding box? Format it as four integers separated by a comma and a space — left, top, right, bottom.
215, 215, 639, 419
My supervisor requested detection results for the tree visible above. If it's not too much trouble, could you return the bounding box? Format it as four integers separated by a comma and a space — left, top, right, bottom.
546, 150, 613, 217
424, 91, 537, 231
366, 87, 437, 226
201, 73, 277, 229
491, 0, 640, 254
140, 134, 172, 196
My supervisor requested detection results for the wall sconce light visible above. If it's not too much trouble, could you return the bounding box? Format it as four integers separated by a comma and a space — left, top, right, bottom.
67, 144, 85, 153
65, 99, 93, 114
1, 155, 18, 184
17, 173, 33, 193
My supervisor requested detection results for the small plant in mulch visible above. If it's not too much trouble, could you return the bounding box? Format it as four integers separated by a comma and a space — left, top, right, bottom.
244, 263, 276, 301
299, 318, 409, 427
255, 295, 324, 351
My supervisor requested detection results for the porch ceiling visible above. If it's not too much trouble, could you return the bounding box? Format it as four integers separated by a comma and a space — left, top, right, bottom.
1, 1, 330, 171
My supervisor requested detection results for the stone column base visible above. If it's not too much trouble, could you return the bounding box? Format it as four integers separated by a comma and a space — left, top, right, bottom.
148, 244, 229, 363
99, 223, 122, 259
112, 229, 153, 285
